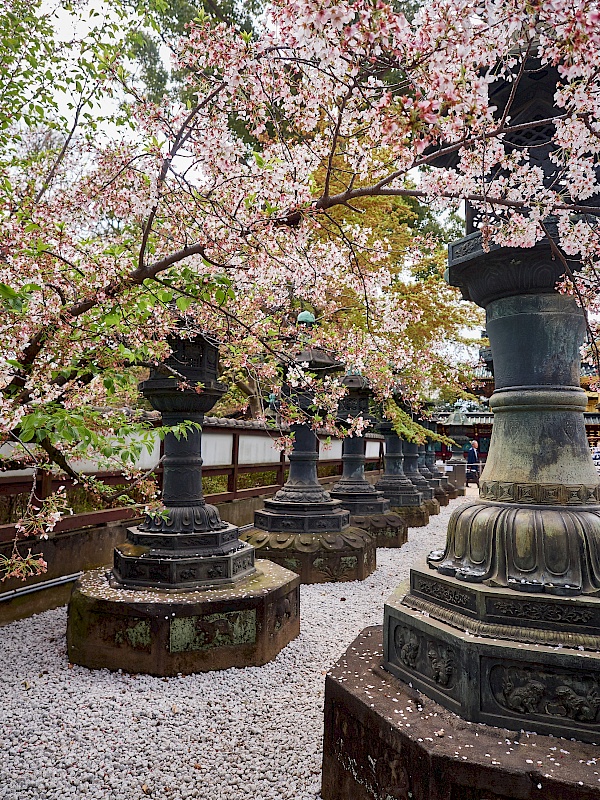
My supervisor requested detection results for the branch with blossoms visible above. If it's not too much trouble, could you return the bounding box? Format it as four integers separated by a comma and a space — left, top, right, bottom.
0, 550, 48, 583
8, 0, 600, 577
159, 0, 600, 358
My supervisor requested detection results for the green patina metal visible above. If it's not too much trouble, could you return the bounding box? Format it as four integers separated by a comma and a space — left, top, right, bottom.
169, 610, 257, 653
114, 619, 152, 651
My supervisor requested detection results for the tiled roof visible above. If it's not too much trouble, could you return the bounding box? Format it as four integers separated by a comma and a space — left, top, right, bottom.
437, 411, 600, 426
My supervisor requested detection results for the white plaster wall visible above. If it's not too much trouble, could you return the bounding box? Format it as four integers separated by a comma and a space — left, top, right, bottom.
0, 444, 36, 478
365, 440, 382, 459
318, 438, 343, 461
202, 432, 233, 466
238, 434, 282, 465
71, 433, 162, 473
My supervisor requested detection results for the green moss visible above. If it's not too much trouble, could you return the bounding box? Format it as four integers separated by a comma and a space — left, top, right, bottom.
169, 610, 257, 653
114, 619, 152, 651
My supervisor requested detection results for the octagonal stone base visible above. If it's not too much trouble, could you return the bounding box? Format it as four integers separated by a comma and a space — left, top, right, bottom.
390, 505, 430, 527
350, 513, 408, 548
424, 498, 441, 516
383, 565, 600, 743
240, 527, 376, 583
322, 626, 600, 800
66, 560, 299, 675
113, 534, 255, 591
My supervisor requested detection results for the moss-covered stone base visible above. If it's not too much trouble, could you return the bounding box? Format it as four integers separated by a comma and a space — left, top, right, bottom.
66, 560, 299, 675
390, 505, 430, 528
423, 498, 440, 516
350, 514, 408, 548
433, 487, 450, 507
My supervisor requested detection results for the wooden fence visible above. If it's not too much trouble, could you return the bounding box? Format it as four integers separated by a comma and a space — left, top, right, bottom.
0, 419, 384, 543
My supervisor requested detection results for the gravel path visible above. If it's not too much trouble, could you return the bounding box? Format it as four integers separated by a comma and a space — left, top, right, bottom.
0, 497, 467, 800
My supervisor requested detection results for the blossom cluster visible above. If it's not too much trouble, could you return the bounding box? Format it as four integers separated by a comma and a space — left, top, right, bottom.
2, 0, 599, 574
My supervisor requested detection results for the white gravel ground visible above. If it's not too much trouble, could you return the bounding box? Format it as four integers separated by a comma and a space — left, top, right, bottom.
0, 497, 468, 800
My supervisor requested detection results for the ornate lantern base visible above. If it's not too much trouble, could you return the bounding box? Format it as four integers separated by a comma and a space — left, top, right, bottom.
382, 503, 430, 528
112, 518, 256, 591
327, 484, 408, 548
243, 497, 377, 584
375, 467, 430, 526
383, 562, 600, 742
349, 513, 408, 548
321, 626, 600, 800
241, 425, 377, 583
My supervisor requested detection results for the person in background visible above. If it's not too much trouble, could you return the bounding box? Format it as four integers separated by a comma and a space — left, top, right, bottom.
466, 439, 479, 486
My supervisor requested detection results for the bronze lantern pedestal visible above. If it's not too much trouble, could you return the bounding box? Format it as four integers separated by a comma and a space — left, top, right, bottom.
321, 53, 600, 800
329, 375, 407, 548
374, 420, 430, 527
67, 333, 299, 675
383, 242, 600, 741
416, 419, 449, 507
403, 439, 440, 516
425, 420, 456, 501
241, 346, 376, 584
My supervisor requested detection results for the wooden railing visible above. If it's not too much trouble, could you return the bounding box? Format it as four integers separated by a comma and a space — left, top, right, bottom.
0, 421, 384, 543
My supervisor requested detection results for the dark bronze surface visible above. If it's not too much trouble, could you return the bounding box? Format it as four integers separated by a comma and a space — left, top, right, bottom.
111, 332, 256, 590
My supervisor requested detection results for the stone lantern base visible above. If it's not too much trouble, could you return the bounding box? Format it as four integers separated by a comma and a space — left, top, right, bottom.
440, 477, 458, 500
432, 484, 450, 507
375, 483, 430, 527
389, 504, 430, 527
66, 559, 299, 676
322, 626, 600, 800
423, 497, 441, 516
240, 527, 376, 584
350, 513, 408, 548
327, 487, 408, 547
382, 562, 600, 743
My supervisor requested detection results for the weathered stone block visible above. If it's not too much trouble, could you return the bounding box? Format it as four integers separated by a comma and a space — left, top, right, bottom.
67, 559, 299, 675
390, 505, 430, 528
322, 626, 600, 800
423, 498, 440, 516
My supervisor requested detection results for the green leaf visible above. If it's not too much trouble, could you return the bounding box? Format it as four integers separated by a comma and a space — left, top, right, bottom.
176, 295, 193, 312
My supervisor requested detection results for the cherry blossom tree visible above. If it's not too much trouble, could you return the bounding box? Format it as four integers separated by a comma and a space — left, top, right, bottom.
2, 0, 599, 577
